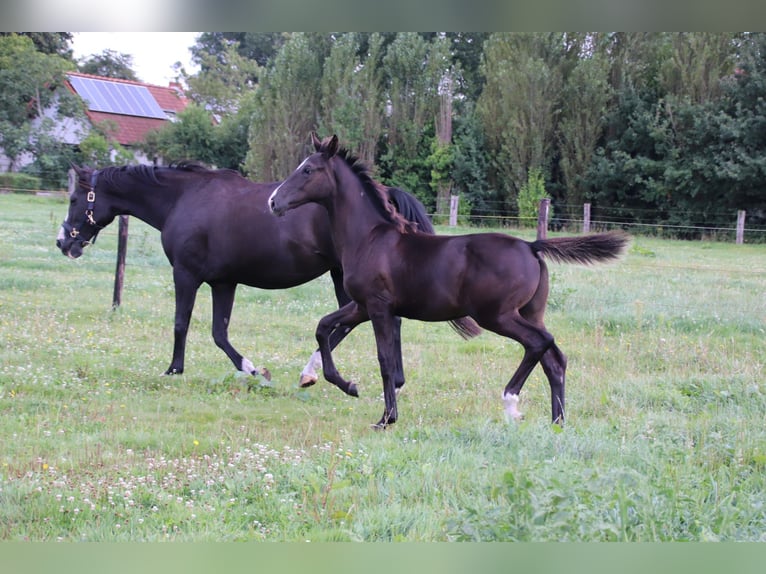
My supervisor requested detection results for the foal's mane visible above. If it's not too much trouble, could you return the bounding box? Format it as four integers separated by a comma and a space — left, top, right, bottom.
324, 143, 420, 234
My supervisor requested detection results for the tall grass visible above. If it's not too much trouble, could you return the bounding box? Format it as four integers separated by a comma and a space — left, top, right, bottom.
1, 193, 764, 541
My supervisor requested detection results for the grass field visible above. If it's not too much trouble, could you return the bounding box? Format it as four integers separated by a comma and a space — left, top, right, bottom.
1, 192, 765, 541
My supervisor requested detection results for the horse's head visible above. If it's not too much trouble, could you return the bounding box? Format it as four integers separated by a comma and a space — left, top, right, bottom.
268, 133, 340, 217
56, 164, 113, 258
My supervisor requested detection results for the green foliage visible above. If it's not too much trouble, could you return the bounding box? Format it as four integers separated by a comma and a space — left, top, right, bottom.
77, 49, 138, 81
0, 172, 41, 192
516, 167, 551, 227
142, 104, 217, 166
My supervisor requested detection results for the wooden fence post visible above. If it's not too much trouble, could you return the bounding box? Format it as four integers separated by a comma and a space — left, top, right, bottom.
583, 203, 591, 233
449, 195, 459, 226
537, 198, 550, 240
736, 210, 746, 244
112, 215, 129, 309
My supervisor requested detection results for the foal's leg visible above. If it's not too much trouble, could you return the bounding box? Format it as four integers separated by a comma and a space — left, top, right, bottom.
480, 311, 555, 422
300, 315, 405, 390
315, 302, 370, 397
166, 268, 201, 375
368, 307, 402, 429
539, 344, 567, 424
210, 283, 270, 380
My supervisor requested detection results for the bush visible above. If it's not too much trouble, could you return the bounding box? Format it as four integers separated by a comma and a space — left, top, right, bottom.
516, 167, 552, 228
0, 172, 42, 193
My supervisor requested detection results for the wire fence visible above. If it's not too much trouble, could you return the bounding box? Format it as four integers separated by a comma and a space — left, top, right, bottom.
435, 198, 766, 243
8, 186, 766, 243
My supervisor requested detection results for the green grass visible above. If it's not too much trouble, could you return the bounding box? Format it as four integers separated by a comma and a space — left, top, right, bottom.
1, 193, 765, 541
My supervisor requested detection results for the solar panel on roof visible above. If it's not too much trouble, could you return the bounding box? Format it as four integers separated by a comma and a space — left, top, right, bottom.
68, 75, 167, 120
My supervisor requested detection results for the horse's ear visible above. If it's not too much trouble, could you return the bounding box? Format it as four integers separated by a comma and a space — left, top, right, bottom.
311, 132, 322, 151
326, 134, 339, 158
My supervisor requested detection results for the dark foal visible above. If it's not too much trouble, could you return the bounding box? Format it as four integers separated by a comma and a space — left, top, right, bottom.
269, 134, 629, 428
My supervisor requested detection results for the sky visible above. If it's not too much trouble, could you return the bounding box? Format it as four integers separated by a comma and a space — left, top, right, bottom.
70, 32, 201, 86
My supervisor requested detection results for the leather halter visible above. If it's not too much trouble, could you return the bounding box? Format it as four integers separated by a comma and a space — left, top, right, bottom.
62, 170, 103, 244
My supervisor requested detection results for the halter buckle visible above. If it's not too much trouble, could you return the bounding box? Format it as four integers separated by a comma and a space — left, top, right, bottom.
87, 191, 95, 203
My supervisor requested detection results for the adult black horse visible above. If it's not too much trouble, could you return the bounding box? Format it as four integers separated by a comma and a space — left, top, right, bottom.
56, 162, 478, 389
269, 134, 630, 428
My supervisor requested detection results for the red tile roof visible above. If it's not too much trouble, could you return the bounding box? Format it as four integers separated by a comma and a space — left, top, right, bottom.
65, 72, 189, 146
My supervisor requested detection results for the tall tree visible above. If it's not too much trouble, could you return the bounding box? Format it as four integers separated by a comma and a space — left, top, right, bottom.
378, 33, 451, 202
477, 33, 564, 210
185, 40, 261, 117
78, 49, 138, 81
0, 32, 73, 58
557, 42, 612, 213
0, 34, 81, 173
319, 33, 385, 164
244, 33, 325, 181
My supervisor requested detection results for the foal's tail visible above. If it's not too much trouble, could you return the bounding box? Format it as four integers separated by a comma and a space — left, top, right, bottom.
530, 231, 631, 265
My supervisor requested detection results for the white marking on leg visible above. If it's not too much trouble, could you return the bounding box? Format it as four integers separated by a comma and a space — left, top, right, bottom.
241, 357, 263, 376
503, 392, 523, 421
301, 350, 322, 380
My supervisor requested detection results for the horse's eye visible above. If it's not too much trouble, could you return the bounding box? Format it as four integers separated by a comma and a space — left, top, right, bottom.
303, 166, 312, 175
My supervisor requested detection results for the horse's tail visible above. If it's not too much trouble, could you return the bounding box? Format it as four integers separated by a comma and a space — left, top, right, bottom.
530, 231, 630, 265
388, 186, 482, 340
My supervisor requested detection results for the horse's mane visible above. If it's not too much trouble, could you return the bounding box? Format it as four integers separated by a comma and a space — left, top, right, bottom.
324, 143, 425, 234
95, 161, 241, 189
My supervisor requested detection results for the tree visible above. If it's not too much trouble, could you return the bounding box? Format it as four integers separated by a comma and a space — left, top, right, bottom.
185, 40, 261, 117
142, 104, 217, 165
378, 33, 451, 203
557, 43, 612, 213
78, 49, 138, 81
319, 33, 385, 164
0, 32, 73, 58
478, 33, 564, 211
0, 34, 81, 174
244, 33, 325, 181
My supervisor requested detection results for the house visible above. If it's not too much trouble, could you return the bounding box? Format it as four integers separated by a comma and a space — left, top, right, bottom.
64, 72, 190, 164
0, 72, 189, 171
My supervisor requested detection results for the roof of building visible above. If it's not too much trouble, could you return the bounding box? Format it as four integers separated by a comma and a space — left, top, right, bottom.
65, 72, 189, 146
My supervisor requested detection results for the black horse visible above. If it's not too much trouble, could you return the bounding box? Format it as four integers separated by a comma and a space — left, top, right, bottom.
269, 134, 630, 428
56, 162, 476, 390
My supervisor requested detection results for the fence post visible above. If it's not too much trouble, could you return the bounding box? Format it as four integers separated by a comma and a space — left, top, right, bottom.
112, 215, 129, 309
537, 198, 550, 240
449, 195, 459, 226
583, 203, 591, 233
736, 210, 746, 244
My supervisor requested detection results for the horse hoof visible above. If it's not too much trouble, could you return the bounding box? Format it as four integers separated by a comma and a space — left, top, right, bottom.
370, 421, 388, 430
347, 382, 359, 397
299, 374, 317, 388
259, 367, 272, 381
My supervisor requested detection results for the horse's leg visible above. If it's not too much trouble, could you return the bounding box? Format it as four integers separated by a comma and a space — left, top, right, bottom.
479, 311, 555, 422
302, 315, 405, 390
315, 302, 370, 397
210, 283, 270, 380
300, 268, 405, 391
368, 306, 402, 428
539, 344, 567, 424
300, 266, 351, 386
519, 257, 566, 424
166, 269, 201, 375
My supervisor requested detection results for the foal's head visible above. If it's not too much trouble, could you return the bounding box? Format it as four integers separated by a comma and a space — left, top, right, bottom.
269, 133, 418, 233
